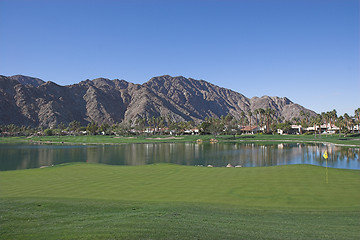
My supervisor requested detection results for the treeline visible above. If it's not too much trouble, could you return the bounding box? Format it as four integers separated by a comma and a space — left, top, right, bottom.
1, 108, 359, 137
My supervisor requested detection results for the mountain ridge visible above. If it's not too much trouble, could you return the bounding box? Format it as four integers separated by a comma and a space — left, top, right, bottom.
0, 74, 316, 127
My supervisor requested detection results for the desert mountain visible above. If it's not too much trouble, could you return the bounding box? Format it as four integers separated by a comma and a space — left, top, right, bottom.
0, 75, 316, 127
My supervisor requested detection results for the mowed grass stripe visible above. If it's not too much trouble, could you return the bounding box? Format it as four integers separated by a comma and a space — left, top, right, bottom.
1, 163, 359, 209
1, 197, 359, 240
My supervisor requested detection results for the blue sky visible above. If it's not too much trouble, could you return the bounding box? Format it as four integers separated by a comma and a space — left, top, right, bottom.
0, 0, 359, 116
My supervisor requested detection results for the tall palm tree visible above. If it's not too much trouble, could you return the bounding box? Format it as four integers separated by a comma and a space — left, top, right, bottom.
254, 109, 260, 126
336, 116, 345, 137
264, 108, 275, 133
247, 111, 253, 128
330, 109, 337, 128
240, 111, 246, 128
259, 108, 265, 128
344, 113, 351, 133
300, 110, 305, 121
355, 108, 360, 133
311, 114, 322, 138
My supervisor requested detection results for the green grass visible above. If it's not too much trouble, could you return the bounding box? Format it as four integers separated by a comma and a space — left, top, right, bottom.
0, 135, 206, 144
1, 198, 359, 240
1, 133, 360, 146
1, 164, 360, 239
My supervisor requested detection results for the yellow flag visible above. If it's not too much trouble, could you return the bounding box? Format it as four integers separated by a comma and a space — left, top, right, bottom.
323, 151, 328, 159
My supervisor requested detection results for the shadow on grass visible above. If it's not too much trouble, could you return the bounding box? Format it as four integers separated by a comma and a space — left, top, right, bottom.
348, 133, 360, 138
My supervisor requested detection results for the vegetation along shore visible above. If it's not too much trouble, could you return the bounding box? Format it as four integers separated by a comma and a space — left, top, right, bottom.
1, 134, 360, 147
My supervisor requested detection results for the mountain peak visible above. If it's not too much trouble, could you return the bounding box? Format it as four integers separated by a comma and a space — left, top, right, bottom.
9, 75, 45, 87
0, 74, 316, 127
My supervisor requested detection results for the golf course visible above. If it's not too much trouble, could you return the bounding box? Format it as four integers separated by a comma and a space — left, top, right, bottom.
1, 162, 360, 239
1, 133, 360, 146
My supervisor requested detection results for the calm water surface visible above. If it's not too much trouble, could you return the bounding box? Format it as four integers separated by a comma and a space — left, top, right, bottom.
0, 143, 359, 171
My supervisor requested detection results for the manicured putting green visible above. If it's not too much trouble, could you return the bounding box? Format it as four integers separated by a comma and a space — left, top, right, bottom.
1, 164, 359, 239
1, 163, 359, 209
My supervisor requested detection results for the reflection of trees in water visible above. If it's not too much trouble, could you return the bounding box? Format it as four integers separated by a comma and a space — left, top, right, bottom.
1, 143, 359, 171
0, 145, 88, 170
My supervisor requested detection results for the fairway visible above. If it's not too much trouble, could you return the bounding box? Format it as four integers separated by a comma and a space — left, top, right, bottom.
1, 163, 360, 239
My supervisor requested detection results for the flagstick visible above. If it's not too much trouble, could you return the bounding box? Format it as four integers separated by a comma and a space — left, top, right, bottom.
326, 158, 328, 184
323, 150, 329, 184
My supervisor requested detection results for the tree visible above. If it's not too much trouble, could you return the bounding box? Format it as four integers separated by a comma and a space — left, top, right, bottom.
311, 114, 322, 138
276, 121, 291, 134
344, 113, 351, 134
86, 121, 98, 135
321, 112, 329, 128
240, 111, 246, 128
254, 109, 260, 126
247, 111, 253, 128
69, 121, 81, 132
292, 117, 300, 125
208, 118, 223, 138
335, 116, 346, 137
199, 121, 212, 134
330, 109, 338, 127
135, 117, 146, 132
258, 108, 265, 127
264, 108, 275, 133
44, 129, 53, 136
355, 108, 360, 133
58, 122, 66, 131
300, 110, 306, 123
99, 123, 110, 134
223, 114, 234, 135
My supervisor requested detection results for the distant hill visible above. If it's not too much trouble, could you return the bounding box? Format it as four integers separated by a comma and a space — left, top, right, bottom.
8, 75, 45, 87
0, 74, 316, 127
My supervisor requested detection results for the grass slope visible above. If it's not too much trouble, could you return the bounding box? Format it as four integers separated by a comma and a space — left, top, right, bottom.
1, 198, 359, 240
1, 164, 360, 239
1, 163, 360, 209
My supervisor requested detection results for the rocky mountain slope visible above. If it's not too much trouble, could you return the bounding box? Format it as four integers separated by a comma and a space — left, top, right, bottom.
0, 75, 316, 127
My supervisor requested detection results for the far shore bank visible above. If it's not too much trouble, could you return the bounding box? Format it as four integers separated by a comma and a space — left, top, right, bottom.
1, 134, 359, 147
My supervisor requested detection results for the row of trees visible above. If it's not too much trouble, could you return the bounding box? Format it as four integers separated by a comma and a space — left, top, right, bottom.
1, 108, 359, 136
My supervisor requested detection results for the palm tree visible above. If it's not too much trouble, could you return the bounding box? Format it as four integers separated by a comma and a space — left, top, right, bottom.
330, 109, 337, 129
355, 108, 360, 133
300, 110, 305, 121
258, 108, 265, 128
344, 113, 351, 134
324, 111, 332, 130
247, 111, 253, 128
135, 117, 146, 132
311, 114, 322, 138
254, 109, 260, 126
240, 111, 246, 128
336, 116, 346, 137
264, 108, 275, 133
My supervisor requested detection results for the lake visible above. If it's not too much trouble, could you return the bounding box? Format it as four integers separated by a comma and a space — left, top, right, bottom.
1, 142, 359, 171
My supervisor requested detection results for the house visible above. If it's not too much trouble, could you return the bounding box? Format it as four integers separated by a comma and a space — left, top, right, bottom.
305, 124, 339, 134
240, 126, 260, 134
184, 128, 200, 135
291, 125, 303, 134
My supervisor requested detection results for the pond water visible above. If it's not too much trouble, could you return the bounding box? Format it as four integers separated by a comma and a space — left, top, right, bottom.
0, 143, 359, 171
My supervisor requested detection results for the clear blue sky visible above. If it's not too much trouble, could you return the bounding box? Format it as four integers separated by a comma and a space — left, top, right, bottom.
0, 0, 359, 116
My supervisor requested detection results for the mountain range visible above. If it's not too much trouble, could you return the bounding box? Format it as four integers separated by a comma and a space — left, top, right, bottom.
0, 74, 316, 127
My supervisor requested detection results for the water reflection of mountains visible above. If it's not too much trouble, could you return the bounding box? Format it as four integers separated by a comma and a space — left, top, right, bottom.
0, 143, 359, 171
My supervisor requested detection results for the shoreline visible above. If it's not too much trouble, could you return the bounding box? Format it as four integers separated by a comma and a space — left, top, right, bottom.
1, 134, 360, 147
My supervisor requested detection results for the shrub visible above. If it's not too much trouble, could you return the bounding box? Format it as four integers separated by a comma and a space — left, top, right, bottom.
44, 129, 53, 136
